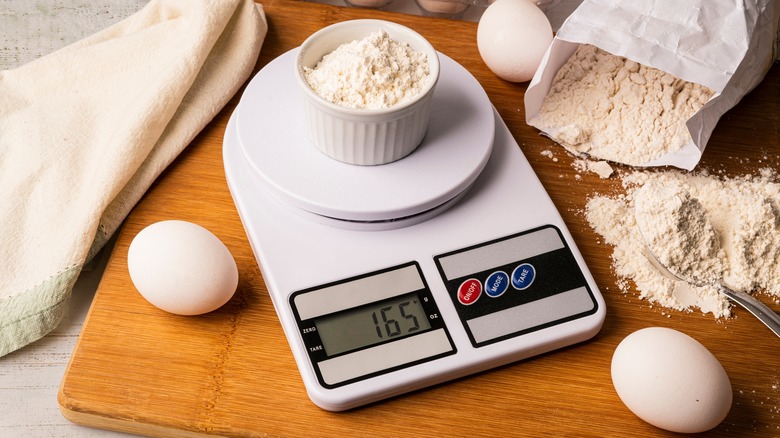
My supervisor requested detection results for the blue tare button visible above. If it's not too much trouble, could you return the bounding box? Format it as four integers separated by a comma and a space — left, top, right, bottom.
484, 271, 509, 298
511, 263, 536, 290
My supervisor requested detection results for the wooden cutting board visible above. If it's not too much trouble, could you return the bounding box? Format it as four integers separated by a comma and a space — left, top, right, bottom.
59, 0, 780, 436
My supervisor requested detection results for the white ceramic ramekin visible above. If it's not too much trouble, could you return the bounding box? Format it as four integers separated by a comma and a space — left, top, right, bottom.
294, 19, 440, 166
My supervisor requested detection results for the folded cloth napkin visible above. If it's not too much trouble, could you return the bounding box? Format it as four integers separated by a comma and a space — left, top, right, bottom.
0, 0, 267, 356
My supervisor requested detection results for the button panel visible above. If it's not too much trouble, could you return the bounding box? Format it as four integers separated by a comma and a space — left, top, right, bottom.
434, 225, 599, 347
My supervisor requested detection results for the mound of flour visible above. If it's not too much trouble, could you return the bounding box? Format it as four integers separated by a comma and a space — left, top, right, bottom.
633, 178, 726, 285
303, 30, 429, 110
586, 169, 780, 317
530, 44, 715, 166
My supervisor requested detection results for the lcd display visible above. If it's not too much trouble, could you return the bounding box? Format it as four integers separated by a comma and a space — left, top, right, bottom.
315, 292, 432, 357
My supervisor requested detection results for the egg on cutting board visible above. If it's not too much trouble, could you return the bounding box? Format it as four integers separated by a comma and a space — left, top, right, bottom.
611, 327, 733, 434
128, 220, 238, 316
477, 0, 553, 83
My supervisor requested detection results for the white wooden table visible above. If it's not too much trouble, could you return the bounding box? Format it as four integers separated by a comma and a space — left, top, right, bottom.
0, 245, 133, 438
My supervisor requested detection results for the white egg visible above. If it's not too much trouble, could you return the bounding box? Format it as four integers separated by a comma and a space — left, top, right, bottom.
417, 0, 469, 15
611, 327, 732, 433
477, 0, 553, 82
128, 220, 238, 315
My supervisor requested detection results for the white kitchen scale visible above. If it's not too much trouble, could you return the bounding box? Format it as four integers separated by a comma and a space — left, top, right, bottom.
223, 48, 606, 411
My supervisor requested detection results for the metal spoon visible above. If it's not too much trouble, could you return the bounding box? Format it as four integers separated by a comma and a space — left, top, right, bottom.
637, 243, 780, 337
634, 210, 780, 338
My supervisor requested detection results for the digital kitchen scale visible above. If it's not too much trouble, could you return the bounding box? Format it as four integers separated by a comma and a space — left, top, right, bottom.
223, 48, 606, 411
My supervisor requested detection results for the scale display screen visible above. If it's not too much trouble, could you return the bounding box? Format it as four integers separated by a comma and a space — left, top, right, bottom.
291, 262, 455, 388
315, 292, 433, 357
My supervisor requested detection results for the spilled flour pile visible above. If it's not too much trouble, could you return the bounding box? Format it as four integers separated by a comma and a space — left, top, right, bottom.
586, 169, 780, 317
633, 178, 726, 285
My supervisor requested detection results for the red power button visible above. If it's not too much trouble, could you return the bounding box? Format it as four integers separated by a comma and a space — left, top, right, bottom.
458, 278, 482, 305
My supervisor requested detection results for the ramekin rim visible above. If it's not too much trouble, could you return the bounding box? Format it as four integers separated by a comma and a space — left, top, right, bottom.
294, 19, 441, 116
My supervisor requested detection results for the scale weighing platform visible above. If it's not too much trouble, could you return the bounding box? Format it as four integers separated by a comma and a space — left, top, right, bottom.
223, 48, 606, 411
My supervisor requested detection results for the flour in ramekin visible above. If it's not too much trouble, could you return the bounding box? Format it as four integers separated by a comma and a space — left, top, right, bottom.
586, 169, 780, 318
303, 30, 429, 110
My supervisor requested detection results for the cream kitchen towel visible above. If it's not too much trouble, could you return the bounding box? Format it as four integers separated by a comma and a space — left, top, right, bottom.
0, 0, 267, 356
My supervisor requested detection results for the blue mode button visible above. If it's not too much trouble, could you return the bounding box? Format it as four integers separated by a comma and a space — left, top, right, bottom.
484, 271, 509, 298
511, 263, 536, 290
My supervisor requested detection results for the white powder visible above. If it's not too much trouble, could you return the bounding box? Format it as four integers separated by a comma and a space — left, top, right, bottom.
303, 31, 429, 110
586, 169, 780, 318
540, 149, 559, 162
530, 44, 715, 166
633, 179, 725, 285
573, 159, 614, 179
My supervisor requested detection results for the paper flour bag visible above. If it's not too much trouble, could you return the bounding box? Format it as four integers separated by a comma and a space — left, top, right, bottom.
525, 0, 780, 170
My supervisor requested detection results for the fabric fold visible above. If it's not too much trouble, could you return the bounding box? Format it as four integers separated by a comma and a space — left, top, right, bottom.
0, 0, 268, 356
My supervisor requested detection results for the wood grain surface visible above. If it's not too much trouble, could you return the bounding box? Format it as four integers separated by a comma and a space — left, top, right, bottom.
58, 0, 780, 436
